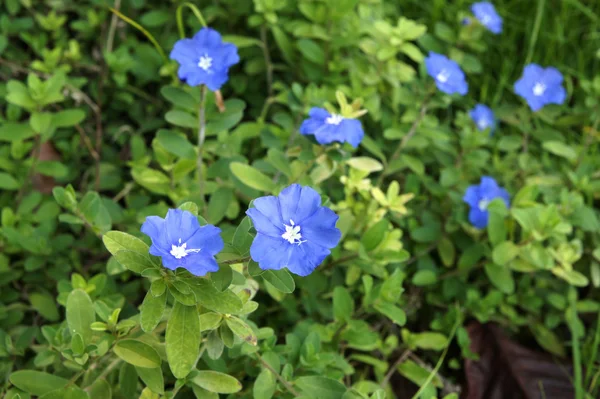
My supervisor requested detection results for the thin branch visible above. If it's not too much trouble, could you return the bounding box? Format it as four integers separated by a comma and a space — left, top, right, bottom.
197, 86, 208, 216
377, 96, 431, 187
380, 349, 411, 388
257, 353, 301, 397
106, 0, 122, 53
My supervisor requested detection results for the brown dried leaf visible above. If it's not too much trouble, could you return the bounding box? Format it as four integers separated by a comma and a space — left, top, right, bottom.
463, 322, 575, 399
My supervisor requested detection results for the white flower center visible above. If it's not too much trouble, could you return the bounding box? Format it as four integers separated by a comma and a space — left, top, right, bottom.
281, 220, 305, 245
533, 82, 546, 96
477, 119, 489, 130
478, 198, 491, 211
198, 54, 213, 71
326, 114, 344, 125
436, 69, 450, 83
170, 238, 201, 259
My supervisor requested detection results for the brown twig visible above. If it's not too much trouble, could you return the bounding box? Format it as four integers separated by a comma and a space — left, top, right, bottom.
380, 349, 412, 388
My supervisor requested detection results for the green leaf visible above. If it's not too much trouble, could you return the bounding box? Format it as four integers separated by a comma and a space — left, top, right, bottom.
189, 280, 243, 313
9, 371, 68, 396
254, 369, 277, 399
492, 241, 520, 265
333, 287, 354, 322
165, 110, 197, 128
412, 270, 437, 286
211, 264, 233, 292
155, 129, 196, 159
192, 371, 243, 394
552, 268, 589, 287
295, 376, 346, 399
484, 263, 515, 294
362, 219, 389, 251
0, 172, 19, 190
199, 312, 223, 332
37, 161, 68, 178
412, 332, 448, 350
380, 269, 405, 302
0, 122, 36, 142
262, 269, 295, 293
530, 323, 566, 357
266, 148, 293, 178
166, 301, 200, 379
297, 39, 325, 64
66, 289, 95, 345
161, 86, 197, 112
140, 290, 166, 333
114, 250, 156, 274
207, 187, 234, 224
542, 140, 577, 161
102, 231, 150, 257
132, 168, 171, 195
226, 316, 257, 346
114, 339, 161, 368
53, 109, 86, 127
222, 35, 263, 48
346, 157, 383, 173
136, 366, 164, 394
29, 292, 59, 321
374, 302, 406, 326
230, 162, 276, 192
437, 237, 455, 267
487, 200, 508, 246
71, 333, 84, 355
88, 379, 112, 399
397, 360, 442, 388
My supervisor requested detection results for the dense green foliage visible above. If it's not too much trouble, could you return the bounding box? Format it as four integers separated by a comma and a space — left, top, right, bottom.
0, 0, 599, 398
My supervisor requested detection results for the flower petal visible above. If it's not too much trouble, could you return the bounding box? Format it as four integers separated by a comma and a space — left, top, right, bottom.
165, 209, 201, 245
469, 208, 489, 229
193, 27, 222, 48
278, 184, 321, 224
301, 207, 341, 249
463, 186, 480, 207
185, 224, 224, 255
179, 253, 219, 276
285, 241, 331, 276
250, 233, 290, 270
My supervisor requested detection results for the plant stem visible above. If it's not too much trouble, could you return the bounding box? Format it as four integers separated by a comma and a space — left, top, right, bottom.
377, 94, 432, 187
569, 290, 583, 399
198, 86, 208, 216
409, 305, 461, 399
380, 348, 411, 387
96, 358, 122, 382
219, 256, 251, 266
257, 353, 301, 397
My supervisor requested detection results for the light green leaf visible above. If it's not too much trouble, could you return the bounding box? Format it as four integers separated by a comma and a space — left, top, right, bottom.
102, 231, 150, 257
9, 371, 68, 396
155, 129, 196, 159
166, 302, 200, 379
492, 241, 520, 265
230, 162, 276, 192
254, 369, 277, 399
226, 316, 257, 346
374, 302, 406, 326
88, 379, 111, 399
192, 370, 243, 394
136, 366, 164, 394
0, 172, 19, 190
484, 263, 515, 294
346, 157, 383, 173
140, 290, 166, 333
542, 140, 577, 161
114, 339, 161, 368
114, 250, 156, 274
295, 376, 346, 399
189, 280, 243, 314
333, 287, 354, 322
412, 332, 448, 350
66, 289, 95, 345
262, 269, 295, 293
29, 292, 59, 321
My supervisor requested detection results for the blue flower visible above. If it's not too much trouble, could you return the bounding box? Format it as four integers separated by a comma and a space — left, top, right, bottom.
170, 27, 240, 91
471, 2, 502, 34
246, 184, 341, 276
141, 209, 224, 276
514, 64, 566, 112
463, 176, 510, 229
469, 104, 496, 133
299, 107, 365, 148
425, 52, 468, 96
